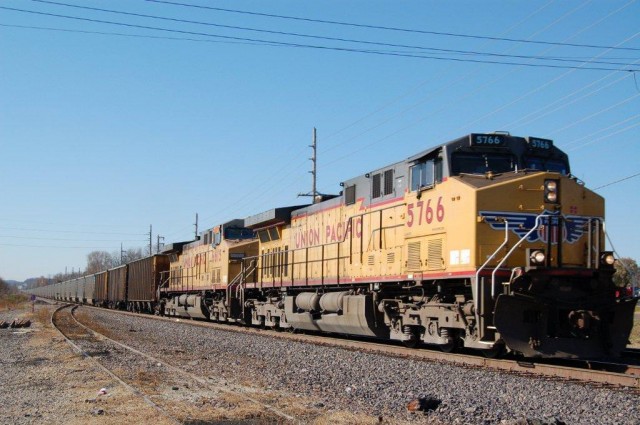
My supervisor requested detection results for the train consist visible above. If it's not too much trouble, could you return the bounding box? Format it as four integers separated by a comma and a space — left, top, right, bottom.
29, 133, 637, 359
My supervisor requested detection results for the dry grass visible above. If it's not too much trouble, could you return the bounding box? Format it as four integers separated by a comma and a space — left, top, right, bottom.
33, 305, 52, 325
0, 294, 28, 311
75, 310, 118, 339
629, 308, 640, 347
134, 371, 164, 394
311, 411, 389, 425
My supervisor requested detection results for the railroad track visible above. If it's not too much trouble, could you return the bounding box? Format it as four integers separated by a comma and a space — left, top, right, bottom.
67, 302, 640, 392
51, 304, 298, 424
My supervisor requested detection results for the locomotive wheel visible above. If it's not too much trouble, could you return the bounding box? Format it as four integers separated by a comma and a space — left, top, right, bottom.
439, 340, 456, 353
402, 327, 421, 349
403, 338, 420, 349
481, 343, 505, 358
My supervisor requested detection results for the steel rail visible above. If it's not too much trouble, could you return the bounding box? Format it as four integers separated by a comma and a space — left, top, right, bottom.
69, 306, 298, 423
74, 303, 640, 390
51, 304, 181, 425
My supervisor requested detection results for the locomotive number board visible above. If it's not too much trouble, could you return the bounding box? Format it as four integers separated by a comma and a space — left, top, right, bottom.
527, 137, 554, 150
469, 133, 506, 147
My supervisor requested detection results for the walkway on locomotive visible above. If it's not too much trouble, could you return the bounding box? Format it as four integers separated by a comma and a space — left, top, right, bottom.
245, 133, 574, 288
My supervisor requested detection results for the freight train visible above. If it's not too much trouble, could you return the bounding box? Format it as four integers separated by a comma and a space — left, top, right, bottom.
28, 133, 637, 359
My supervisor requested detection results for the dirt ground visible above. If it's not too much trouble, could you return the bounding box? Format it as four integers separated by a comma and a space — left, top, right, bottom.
0, 302, 394, 425
0, 302, 183, 425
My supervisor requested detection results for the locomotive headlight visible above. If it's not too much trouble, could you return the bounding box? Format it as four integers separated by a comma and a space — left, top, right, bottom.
530, 250, 546, 264
544, 179, 559, 204
600, 252, 615, 267
546, 191, 557, 202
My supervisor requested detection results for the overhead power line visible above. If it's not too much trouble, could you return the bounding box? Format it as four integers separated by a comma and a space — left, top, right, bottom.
594, 172, 640, 190
0, 235, 148, 242
0, 243, 126, 249
25, 0, 640, 68
143, 0, 640, 52
0, 22, 268, 46
2, 6, 638, 72
0, 225, 147, 236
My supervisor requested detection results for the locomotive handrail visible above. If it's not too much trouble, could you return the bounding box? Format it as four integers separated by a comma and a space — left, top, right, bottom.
588, 217, 603, 270
474, 212, 549, 343
491, 214, 550, 297
490, 213, 551, 300
474, 218, 510, 322
242, 204, 403, 287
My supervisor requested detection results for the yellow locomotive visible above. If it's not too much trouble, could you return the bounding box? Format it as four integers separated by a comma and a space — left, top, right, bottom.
240, 133, 636, 358
160, 219, 257, 320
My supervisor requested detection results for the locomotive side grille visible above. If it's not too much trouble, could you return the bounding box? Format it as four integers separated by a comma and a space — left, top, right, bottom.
368, 255, 375, 266
372, 173, 382, 198
387, 252, 395, 263
427, 239, 443, 270
407, 241, 421, 270
345, 185, 356, 205
384, 169, 394, 195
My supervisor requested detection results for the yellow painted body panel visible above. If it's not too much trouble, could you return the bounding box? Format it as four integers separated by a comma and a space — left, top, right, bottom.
254, 171, 605, 286
168, 239, 258, 292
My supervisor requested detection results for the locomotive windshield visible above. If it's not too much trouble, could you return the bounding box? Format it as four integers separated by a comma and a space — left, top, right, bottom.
524, 156, 569, 174
451, 152, 516, 175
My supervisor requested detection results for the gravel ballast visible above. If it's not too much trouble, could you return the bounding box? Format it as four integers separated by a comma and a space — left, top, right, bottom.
80, 307, 640, 424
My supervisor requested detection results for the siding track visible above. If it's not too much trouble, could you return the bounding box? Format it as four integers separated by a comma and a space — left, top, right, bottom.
52, 304, 297, 424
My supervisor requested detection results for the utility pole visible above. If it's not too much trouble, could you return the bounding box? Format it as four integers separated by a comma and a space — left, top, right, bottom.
157, 235, 165, 254
311, 127, 317, 200
298, 127, 320, 203
120, 242, 125, 264
194, 213, 199, 239
149, 225, 153, 256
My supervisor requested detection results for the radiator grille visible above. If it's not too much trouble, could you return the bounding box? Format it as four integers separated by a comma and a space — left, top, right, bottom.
387, 252, 395, 264
427, 239, 443, 269
407, 241, 421, 270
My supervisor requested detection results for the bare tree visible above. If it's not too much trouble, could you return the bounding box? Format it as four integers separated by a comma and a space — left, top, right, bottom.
614, 257, 639, 288
0, 277, 11, 295
86, 251, 117, 274
122, 248, 145, 264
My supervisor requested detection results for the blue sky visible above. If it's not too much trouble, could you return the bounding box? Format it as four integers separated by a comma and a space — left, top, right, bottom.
1, 0, 639, 281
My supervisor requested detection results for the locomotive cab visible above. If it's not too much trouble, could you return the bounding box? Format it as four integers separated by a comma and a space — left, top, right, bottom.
161, 219, 258, 321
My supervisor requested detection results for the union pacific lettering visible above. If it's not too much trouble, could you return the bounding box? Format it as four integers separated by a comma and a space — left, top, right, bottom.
183, 252, 209, 268
211, 249, 222, 263
294, 218, 362, 249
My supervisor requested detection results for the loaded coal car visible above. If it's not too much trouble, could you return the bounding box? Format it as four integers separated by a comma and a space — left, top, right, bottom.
94, 270, 109, 307
160, 219, 258, 320
62, 280, 73, 302
83, 274, 96, 305
238, 133, 636, 359
107, 265, 127, 309
72, 277, 84, 303
126, 254, 169, 313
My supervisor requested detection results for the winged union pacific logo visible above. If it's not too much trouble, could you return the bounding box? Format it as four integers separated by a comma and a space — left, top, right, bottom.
478, 210, 601, 244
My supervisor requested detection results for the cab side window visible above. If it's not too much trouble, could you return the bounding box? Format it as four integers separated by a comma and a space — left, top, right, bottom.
411, 160, 435, 191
